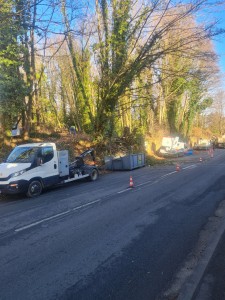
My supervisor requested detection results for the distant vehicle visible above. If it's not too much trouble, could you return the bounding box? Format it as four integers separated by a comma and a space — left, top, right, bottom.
158, 136, 187, 157
216, 142, 225, 149
161, 136, 179, 149
0, 143, 98, 197
174, 142, 188, 155
158, 146, 180, 157
193, 139, 211, 150
158, 146, 187, 158
216, 135, 225, 148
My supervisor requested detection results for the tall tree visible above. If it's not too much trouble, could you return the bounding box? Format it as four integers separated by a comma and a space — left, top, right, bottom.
93, 0, 223, 136
0, 0, 26, 132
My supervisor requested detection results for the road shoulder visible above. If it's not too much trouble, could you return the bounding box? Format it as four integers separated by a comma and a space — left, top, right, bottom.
161, 199, 225, 300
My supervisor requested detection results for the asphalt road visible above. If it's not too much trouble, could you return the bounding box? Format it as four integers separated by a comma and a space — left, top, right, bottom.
1, 150, 225, 300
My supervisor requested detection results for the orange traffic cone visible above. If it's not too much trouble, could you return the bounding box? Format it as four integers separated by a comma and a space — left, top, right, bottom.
176, 164, 180, 172
199, 157, 203, 162
129, 175, 134, 188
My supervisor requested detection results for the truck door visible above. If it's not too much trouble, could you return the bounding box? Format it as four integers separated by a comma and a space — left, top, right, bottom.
36, 146, 59, 186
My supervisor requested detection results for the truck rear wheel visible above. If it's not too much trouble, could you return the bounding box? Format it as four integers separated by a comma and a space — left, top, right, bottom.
26, 180, 43, 197
89, 168, 98, 181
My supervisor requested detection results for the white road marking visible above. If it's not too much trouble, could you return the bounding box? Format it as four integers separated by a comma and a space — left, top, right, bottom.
118, 161, 199, 195
118, 164, 197, 193
136, 180, 153, 187
118, 180, 155, 193
15, 199, 101, 232
117, 189, 131, 194
182, 164, 196, 170
160, 171, 177, 178
15, 211, 71, 232
14, 163, 198, 233
72, 199, 101, 211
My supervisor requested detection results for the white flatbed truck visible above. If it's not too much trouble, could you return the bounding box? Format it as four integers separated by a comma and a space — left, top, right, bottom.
0, 142, 99, 197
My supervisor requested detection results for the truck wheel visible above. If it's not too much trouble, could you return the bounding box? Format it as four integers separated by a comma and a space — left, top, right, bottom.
89, 169, 98, 181
26, 180, 43, 197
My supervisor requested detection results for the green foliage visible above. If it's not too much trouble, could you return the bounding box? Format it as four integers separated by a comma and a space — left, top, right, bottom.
0, 0, 27, 129
197, 97, 213, 112
0, 0, 219, 143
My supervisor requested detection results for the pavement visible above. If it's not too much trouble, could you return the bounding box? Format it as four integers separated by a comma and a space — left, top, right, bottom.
95, 149, 225, 300
0, 150, 225, 300
104, 149, 225, 300
162, 148, 225, 300
194, 230, 225, 300
177, 199, 225, 300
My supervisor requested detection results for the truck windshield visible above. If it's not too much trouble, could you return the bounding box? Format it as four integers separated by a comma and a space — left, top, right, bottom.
6, 147, 39, 163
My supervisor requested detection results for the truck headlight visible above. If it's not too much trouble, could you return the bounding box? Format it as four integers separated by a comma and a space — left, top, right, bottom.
10, 169, 27, 178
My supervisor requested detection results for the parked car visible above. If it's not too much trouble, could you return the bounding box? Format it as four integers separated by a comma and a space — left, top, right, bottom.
216, 142, 225, 149
158, 146, 183, 158
215, 136, 225, 149
193, 141, 211, 150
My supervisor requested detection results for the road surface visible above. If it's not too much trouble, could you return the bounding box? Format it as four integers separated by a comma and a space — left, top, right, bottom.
1, 150, 225, 300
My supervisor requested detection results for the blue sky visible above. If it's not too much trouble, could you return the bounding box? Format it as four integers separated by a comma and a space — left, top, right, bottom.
195, 2, 225, 86
215, 37, 225, 76
212, 7, 225, 77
